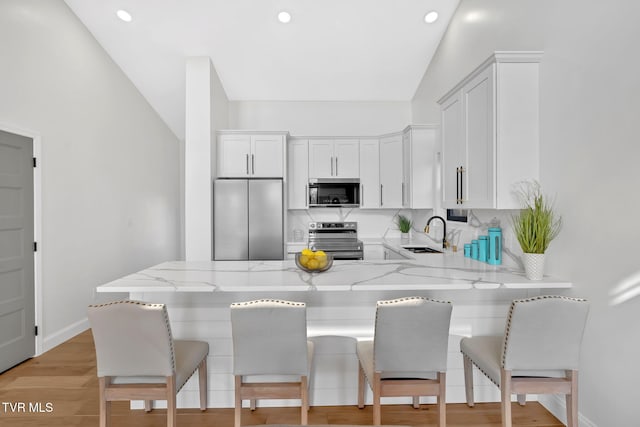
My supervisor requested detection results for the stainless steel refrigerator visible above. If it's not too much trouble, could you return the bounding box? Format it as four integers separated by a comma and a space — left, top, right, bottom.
213, 179, 284, 260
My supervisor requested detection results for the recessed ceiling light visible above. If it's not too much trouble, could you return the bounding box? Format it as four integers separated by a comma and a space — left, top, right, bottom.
278, 11, 291, 23
424, 11, 439, 24
116, 9, 132, 22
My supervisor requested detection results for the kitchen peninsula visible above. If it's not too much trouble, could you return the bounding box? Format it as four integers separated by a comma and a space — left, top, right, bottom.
96, 257, 571, 409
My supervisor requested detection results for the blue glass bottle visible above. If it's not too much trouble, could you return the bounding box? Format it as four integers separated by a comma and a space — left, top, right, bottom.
488, 227, 502, 265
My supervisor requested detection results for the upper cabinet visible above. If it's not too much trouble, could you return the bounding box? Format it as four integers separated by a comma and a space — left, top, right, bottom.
402, 125, 437, 209
439, 51, 542, 209
378, 134, 403, 208
359, 139, 380, 209
287, 138, 309, 209
217, 131, 286, 178
309, 139, 359, 179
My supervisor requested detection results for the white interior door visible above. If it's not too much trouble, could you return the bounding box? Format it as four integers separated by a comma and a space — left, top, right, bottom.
0, 130, 35, 372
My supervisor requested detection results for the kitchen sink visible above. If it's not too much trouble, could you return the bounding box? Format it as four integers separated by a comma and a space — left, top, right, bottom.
401, 246, 442, 254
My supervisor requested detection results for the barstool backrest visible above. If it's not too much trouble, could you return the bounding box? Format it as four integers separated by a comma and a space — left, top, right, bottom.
230, 299, 308, 376
374, 297, 452, 374
88, 301, 175, 377
502, 295, 589, 371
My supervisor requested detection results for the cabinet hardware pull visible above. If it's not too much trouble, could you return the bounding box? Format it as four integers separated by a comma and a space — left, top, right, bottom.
305, 185, 308, 207
402, 182, 405, 206
380, 184, 383, 206
460, 166, 465, 204
331, 156, 334, 176
335, 157, 339, 176
361, 184, 364, 206
455, 167, 459, 204
251, 154, 255, 174
246, 154, 249, 175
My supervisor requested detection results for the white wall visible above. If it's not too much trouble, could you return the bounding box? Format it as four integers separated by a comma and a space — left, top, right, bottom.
0, 0, 181, 350
412, 1, 640, 425
229, 101, 411, 136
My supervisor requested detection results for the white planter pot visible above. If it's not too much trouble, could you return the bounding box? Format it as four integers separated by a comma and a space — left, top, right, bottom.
522, 253, 545, 280
400, 232, 410, 243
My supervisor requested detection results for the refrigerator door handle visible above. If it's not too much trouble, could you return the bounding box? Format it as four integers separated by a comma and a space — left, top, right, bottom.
246, 154, 249, 175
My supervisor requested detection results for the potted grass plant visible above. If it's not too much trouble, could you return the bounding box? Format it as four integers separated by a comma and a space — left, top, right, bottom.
512, 181, 562, 280
396, 215, 412, 242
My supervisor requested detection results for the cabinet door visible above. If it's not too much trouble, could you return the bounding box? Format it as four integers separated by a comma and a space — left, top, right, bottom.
287, 139, 309, 209
402, 131, 411, 207
308, 139, 334, 178
463, 65, 495, 208
251, 135, 284, 177
334, 139, 359, 178
379, 135, 403, 208
359, 139, 380, 209
440, 91, 465, 208
218, 134, 251, 177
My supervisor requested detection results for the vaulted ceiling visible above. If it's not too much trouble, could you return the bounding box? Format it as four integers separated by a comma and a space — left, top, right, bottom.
64, 0, 460, 139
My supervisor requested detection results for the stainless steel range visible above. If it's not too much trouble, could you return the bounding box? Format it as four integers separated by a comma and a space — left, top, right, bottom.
308, 221, 364, 260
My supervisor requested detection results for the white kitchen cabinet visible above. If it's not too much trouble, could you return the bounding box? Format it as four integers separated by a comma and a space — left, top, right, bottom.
438, 51, 542, 209
217, 131, 286, 178
359, 139, 380, 209
309, 139, 359, 179
378, 134, 403, 208
402, 125, 437, 209
287, 138, 309, 209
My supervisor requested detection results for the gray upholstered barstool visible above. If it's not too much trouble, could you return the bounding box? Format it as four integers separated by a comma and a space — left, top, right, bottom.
230, 299, 314, 427
357, 297, 452, 426
460, 295, 589, 427
87, 300, 209, 427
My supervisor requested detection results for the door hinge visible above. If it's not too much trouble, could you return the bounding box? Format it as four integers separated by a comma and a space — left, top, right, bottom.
34, 326, 38, 336
33, 157, 37, 167
33, 242, 37, 252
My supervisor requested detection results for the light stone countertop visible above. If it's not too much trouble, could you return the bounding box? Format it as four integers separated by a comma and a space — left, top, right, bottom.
96, 255, 571, 294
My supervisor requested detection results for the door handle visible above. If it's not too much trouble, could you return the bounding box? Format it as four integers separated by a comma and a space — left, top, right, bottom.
246, 154, 249, 175
251, 154, 255, 175
361, 184, 364, 206
402, 182, 405, 206
460, 166, 465, 204
335, 157, 339, 176
380, 184, 383, 206
455, 167, 460, 204
305, 185, 308, 207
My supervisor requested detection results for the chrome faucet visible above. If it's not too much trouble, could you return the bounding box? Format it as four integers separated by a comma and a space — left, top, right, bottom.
424, 216, 447, 249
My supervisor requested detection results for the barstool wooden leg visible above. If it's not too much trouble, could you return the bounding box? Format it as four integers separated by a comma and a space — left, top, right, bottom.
144, 400, 152, 412
357, 363, 366, 409
566, 370, 578, 427
301, 375, 309, 425
98, 377, 110, 427
412, 396, 420, 409
437, 372, 446, 427
373, 372, 382, 425
463, 353, 475, 407
199, 358, 207, 410
167, 375, 177, 427
500, 369, 512, 427
234, 376, 242, 427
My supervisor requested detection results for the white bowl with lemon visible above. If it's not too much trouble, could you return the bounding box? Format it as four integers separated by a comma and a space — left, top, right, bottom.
295, 248, 333, 273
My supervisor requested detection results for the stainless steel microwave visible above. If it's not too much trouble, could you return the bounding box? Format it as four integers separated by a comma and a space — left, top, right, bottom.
308, 178, 360, 208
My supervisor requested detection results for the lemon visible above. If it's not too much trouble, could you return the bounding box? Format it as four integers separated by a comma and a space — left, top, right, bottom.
315, 250, 326, 257
301, 248, 313, 256
298, 255, 310, 267
307, 258, 320, 270
317, 258, 328, 269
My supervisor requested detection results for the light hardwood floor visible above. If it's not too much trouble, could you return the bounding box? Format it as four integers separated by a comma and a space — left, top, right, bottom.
0, 330, 564, 426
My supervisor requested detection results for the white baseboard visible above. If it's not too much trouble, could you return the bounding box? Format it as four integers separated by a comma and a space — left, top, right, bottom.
41, 317, 90, 354
539, 395, 597, 427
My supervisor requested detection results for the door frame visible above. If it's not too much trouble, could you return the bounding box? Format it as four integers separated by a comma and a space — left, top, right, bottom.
0, 122, 43, 356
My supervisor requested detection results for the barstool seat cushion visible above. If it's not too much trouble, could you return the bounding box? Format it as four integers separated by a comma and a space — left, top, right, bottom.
356, 340, 438, 380
110, 339, 209, 391
460, 335, 566, 386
